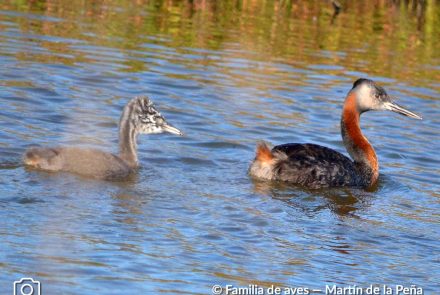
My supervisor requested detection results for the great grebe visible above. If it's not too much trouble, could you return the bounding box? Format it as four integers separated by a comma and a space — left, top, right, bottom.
24, 96, 182, 180
249, 78, 422, 189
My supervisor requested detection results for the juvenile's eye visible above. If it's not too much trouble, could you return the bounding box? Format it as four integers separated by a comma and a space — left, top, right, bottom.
139, 114, 150, 123
375, 94, 380, 99
156, 117, 164, 125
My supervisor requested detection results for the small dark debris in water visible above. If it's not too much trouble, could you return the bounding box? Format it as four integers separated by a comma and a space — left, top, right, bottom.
17, 197, 45, 204
24, 180, 39, 186
179, 157, 217, 166
0, 161, 21, 169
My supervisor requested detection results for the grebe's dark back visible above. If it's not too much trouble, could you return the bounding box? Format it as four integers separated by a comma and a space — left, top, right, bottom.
249, 79, 422, 189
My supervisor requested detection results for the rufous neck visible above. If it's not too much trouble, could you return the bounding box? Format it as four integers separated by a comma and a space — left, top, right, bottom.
341, 92, 378, 185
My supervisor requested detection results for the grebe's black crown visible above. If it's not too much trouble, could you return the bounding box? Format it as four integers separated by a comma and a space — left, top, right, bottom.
352, 78, 373, 89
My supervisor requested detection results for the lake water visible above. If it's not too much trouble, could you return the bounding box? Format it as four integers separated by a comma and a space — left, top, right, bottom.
0, 1, 439, 294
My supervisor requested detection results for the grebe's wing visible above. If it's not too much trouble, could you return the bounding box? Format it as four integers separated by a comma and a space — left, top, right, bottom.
273, 143, 352, 162
272, 143, 360, 187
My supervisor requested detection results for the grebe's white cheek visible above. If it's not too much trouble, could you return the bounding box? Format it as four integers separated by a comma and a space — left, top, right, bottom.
356, 84, 375, 111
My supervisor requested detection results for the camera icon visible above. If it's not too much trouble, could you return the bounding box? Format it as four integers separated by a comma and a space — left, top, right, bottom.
13, 278, 41, 295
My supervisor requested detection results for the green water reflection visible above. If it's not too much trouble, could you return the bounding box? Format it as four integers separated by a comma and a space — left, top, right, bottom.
1, 0, 438, 89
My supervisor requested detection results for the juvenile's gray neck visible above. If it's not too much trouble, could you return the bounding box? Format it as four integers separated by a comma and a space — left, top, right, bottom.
118, 106, 139, 168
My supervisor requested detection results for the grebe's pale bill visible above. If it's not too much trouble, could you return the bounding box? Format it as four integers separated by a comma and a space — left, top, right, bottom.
382, 101, 421, 119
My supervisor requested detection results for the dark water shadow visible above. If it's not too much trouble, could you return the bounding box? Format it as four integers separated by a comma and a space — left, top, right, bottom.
0, 160, 22, 170
251, 178, 380, 218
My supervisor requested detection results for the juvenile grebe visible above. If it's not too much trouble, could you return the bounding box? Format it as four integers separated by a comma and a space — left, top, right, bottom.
24, 96, 182, 180
249, 79, 422, 189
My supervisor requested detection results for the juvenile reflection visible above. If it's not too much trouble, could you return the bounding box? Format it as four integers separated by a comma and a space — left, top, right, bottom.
112, 192, 144, 217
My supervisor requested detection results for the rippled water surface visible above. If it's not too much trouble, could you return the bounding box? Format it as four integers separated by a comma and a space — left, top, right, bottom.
0, 1, 439, 294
